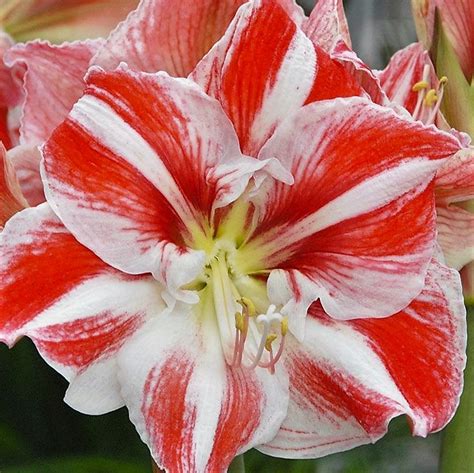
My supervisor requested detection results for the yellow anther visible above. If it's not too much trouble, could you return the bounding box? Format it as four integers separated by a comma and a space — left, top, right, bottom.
240, 297, 256, 317
234, 312, 245, 331
281, 317, 289, 336
412, 80, 429, 92
439, 76, 448, 85
423, 89, 438, 107
264, 334, 278, 351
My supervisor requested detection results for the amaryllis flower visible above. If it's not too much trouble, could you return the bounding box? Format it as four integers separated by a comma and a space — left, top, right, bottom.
0, 42, 466, 473
0, 1, 467, 471
378, 43, 474, 280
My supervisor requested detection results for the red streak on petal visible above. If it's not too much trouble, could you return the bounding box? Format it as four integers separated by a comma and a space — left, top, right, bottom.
220, 0, 296, 153
350, 289, 462, 432
305, 46, 363, 104
142, 354, 197, 473
1, 222, 109, 337
32, 312, 143, 369
0, 107, 11, 149
289, 350, 400, 436
207, 367, 262, 470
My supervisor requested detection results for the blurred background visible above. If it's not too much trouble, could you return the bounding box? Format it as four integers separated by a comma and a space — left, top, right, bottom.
0, 1, 444, 472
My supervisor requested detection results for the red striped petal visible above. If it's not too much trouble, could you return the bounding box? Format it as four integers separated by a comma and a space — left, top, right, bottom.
4, 39, 102, 144
260, 259, 465, 458
378, 42, 437, 115
0, 203, 162, 413
118, 313, 288, 473
42, 67, 265, 300
92, 0, 247, 76
435, 147, 474, 205
249, 97, 461, 322
192, 0, 318, 156
303, 0, 351, 51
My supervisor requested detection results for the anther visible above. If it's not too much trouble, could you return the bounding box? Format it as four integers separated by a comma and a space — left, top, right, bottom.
234, 312, 244, 331
240, 297, 256, 317
412, 80, 429, 92
439, 76, 448, 85
265, 334, 278, 351
423, 89, 438, 107
281, 317, 288, 336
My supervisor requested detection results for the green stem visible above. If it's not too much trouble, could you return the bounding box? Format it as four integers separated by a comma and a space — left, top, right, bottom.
228, 454, 246, 473
440, 309, 474, 473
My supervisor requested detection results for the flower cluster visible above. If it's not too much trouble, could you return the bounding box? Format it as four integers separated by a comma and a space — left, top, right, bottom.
1, 1, 472, 472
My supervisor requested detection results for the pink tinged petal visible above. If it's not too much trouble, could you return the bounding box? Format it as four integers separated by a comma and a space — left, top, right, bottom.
192, 0, 319, 156
252, 97, 461, 323
0, 203, 162, 414
303, 0, 352, 51
8, 145, 44, 205
260, 259, 466, 458
0, 32, 22, 109
435, 148, 474, 269
0, 142, 27, 227
118, 311, 288, 473
92, 0, 248, 77
4, 39, 102, 145
436, 205, 474, 270
42, 67, 266, 301
3, 0, 138, 43
330, 40, 387, 105
378, 42, 437, 115
435, 147, 474, 205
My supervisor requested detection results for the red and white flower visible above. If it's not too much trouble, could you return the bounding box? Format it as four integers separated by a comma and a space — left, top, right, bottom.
378, 43, 474, 275
0, 1, 468, 471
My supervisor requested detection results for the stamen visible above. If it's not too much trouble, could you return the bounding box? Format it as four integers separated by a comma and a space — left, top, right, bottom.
423, 89, 438, 107
264, 334, 278, 351
412, 80, 429, 92
426, 76, 448, 125
412, 64, 432, 120
240, 297, 256, 317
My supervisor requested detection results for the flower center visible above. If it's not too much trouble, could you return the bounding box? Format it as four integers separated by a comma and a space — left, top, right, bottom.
188, 199, 287, 373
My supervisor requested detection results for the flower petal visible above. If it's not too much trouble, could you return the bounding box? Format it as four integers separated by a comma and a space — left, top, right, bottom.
378, 42, 436, 115
118, 305, 288, 473
0, 142, 27, 227
0, 203, 163, 414
260, 259, 466, 458
249, 97, 461, 323
4, 39, 102, 145
3, 0, 138, 43
0, 32, 22, 110
435, 147, 474, 205
437, 205, 474, 270
191, 0, 319, 156
92, 0, 248, 76
303, 0, 351, 51
8, 144, 44, 205
42, 67, 266, 300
